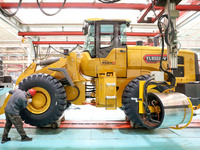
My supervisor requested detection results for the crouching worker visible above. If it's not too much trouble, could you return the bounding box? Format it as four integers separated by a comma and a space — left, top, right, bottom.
1, 88, 36, 144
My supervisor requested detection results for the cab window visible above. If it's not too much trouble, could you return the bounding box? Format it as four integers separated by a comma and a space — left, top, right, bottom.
100, 24, 114, 49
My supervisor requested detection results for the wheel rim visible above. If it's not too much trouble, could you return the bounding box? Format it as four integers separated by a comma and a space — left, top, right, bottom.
27, 87, 51, 114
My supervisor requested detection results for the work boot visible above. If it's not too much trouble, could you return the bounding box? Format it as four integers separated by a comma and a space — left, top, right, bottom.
21, 135, 32, 142
1, 137, 11, 144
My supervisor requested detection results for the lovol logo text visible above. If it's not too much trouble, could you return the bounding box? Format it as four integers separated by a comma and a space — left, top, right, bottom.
143, 54, 167, 63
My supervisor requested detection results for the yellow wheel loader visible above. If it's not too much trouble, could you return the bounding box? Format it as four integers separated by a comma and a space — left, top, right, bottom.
0, 18, 197, 129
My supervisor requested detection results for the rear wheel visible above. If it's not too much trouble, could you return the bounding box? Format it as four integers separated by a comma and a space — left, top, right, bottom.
19, 73, 67, 127
122, 75, 166, 129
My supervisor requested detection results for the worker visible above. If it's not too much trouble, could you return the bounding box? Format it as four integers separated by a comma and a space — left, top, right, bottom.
1, 88, 36, 144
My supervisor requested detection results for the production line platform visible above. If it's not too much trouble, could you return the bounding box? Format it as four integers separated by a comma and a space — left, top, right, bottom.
0, 119, 200, 129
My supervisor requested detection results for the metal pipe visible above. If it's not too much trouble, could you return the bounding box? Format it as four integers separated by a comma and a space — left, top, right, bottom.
32, 41, 137, 45
126, 32, 158, 36
18, 31, 83, 36
36, 58, 60, 66
32, 41, 84, 45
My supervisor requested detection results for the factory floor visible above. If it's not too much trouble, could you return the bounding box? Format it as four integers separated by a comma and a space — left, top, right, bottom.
0, 105, 200, 150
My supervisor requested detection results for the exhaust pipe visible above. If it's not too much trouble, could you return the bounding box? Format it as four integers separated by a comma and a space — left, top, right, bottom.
36, 58, 60, 66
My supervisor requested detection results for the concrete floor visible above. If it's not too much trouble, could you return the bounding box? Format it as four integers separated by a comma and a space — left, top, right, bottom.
0, 105, 200, 150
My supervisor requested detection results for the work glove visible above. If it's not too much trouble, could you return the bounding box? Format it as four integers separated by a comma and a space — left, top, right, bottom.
28, 99, 32, 103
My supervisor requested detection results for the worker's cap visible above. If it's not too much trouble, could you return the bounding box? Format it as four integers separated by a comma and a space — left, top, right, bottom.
27, 89, 36, 97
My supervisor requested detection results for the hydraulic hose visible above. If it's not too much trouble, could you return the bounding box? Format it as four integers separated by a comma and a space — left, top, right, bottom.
0, 0, 22, 17
36, 0, 67, 16
98, 0, 121, 3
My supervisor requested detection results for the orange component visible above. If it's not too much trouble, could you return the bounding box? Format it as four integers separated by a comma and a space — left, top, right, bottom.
193, 104, 200, 110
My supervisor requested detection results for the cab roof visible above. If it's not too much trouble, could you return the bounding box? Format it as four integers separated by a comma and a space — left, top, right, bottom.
85, 18, 131, 25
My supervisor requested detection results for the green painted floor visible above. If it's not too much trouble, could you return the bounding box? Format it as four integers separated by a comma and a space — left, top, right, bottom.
0, 127, 200, 150
0, 105, 200, 150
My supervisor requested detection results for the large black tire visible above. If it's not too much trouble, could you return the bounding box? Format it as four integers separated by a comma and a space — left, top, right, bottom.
19, 73, 67, 127
122, 75, 150, 128
122, 75, 167, 129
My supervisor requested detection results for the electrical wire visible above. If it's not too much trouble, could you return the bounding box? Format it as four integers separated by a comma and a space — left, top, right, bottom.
157, 17, 176, 88
36, 44, 82, 60
151, 0, 176, 89
141, 1, 177, 126
98, 0, 121, 3
70, 44, 83, 52
151, 100, 160, 121
43, 45, 51, 59
36, 0, 67, 16
0, 0, 22, 17
163, 15, 175, 46
151, 0, 159, 20
48, 45, 65, 55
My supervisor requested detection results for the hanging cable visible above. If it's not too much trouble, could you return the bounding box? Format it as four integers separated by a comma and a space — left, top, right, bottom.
151, 100, 160, 121
140, 1, 177, 122
70, 44, 83, 52
0, 0, 22, 17
150, 0, 176, 89
48, 45, 65, 55
98, 0, 121, 3
37, 0, 67, 16
43, 45, 51, 59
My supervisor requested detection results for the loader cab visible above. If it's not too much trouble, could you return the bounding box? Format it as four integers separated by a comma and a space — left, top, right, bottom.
83, 19, 130, 58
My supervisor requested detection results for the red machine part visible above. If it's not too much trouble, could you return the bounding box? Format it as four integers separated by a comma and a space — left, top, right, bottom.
19, 31, 159, 37
0, 119, 199, 129
32, 41, 137, 45
0, 2, 199, 11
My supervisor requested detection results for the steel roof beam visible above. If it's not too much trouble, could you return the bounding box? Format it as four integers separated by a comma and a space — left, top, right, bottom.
138, 4, 153, 23
137, 5, 200, 23
151, 9, 164, 23
0, 3, 200, 11
0, 3, 149, 10
19, 31, 158, 37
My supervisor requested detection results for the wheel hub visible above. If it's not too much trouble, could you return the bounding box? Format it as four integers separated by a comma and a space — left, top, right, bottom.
27, 87, 51, 114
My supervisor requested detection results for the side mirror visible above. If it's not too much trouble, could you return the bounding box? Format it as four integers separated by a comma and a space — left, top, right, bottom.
82, 22, 89, 35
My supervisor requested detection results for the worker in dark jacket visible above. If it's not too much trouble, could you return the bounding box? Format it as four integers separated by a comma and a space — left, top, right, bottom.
1, 88, 36, 144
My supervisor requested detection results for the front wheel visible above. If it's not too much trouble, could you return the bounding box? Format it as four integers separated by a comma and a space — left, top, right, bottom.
19, 73, 67, 127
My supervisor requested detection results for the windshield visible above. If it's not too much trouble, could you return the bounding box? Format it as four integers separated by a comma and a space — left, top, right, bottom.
83, 25, 95, 57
